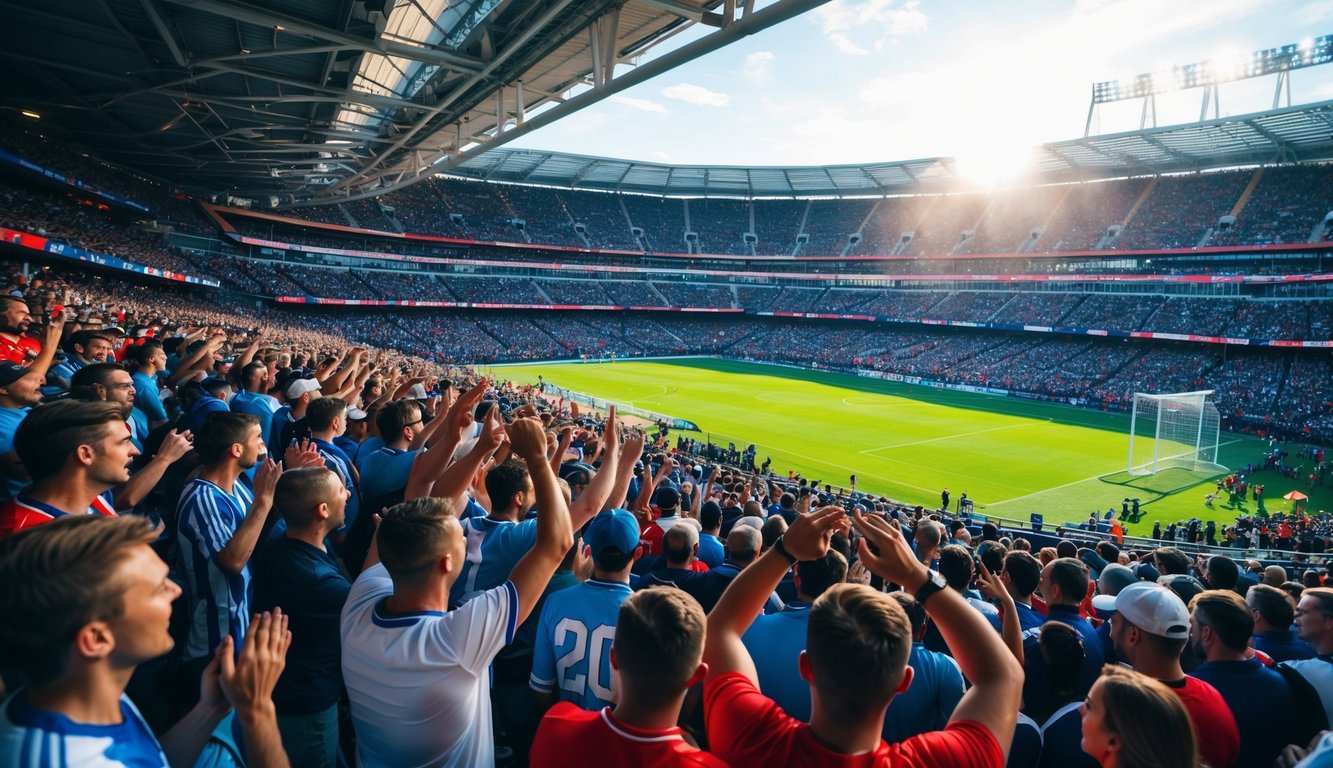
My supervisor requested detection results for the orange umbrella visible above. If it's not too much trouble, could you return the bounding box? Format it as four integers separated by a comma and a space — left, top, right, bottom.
1283, 491, 1309, 501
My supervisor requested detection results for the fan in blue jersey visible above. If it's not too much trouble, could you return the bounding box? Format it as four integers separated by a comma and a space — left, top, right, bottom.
742, 549, 847, 722
177, 412, 281, 687
0, 515, 290, 768
305, 396, 362, 533
531, 508, 640, 711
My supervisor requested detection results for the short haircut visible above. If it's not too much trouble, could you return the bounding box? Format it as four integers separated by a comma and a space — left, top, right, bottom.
14, 400, 126, 482
377, 497, 457, 583
938, 545, 975, 591
70, 361, 128, 393
977, 541, 1007, 574
725, 526, 760, 565
760, 515, 787, 551
663, 523, 698, 565
1206, 556, 1239, 590
124, 339, 162, 368
275, 467, 338, 527
1303, 587, 1333, 618
1048, 558, 1090, 605
0, 516, 157, 686
1003, 550, 1042, 598
241, 361, 266, 388
1190, 590, 1253, 651
1155, 547, 1191, 576
795, 550, 848, 599
914, 521, 942, 549
806, 584, 913, 719
700, 502, 723, 531
1247, 584, 1296, 627
614, 588, 705, 709
306, 396, 347, 433
195, 412, 259, 464
375, 399, 420, 440
888, 592, 927, 636
1055, 540, 1077, 560
485, 459, 530, 515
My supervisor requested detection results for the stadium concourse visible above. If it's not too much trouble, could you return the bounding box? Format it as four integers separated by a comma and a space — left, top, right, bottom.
1, 129, 1333, 768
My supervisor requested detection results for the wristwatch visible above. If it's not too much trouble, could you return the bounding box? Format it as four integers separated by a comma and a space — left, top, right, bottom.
773, 535, 798, 564
913, 569, 948, 606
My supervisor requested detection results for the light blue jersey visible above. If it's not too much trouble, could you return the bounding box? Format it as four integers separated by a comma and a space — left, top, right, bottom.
529, 579, 633, 710
356, 446, 417, 505
742, 601, 813, 721
177, 478, 255, 660
450, 515, 538, 608
0, 691, 167, 768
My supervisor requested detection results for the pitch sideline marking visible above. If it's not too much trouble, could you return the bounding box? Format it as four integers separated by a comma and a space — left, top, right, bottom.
986, 438, 1244, 508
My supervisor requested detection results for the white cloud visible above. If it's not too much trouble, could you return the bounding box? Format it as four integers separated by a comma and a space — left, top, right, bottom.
609, 95, 669, 115
815, 0, 928, 55
662, 83, 731, 107
742, 51, 775, 83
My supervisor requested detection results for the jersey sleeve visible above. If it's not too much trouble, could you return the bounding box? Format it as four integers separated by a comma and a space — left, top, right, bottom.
703, 672, 794, 766
891, 720, 1004, 768
440, 579, 519, 675
937, 655, 966, 726
529, 597, 558, 693
179, 489, 233, 561
136, 380, 168, 422
342, 563, 394, 624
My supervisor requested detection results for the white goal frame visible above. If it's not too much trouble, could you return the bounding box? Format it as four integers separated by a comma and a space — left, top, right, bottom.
1127, 390, 1225, 476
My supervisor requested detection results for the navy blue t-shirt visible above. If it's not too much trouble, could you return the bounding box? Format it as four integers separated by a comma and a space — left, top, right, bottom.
252, 537, 352, 715
1021, 605, 1105, 721
1191, 657, 1304, 768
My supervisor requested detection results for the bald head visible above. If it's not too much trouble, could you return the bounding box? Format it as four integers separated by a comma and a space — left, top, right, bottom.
1264, 565, 1287, 586
663, 523, 699, 566
726, 526, 761, 566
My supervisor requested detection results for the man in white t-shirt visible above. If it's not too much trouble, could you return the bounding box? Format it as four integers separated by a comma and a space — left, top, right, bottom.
341, 417, 574, 768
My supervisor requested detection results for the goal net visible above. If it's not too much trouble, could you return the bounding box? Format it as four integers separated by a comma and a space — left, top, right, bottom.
1127, 391, 1224, 476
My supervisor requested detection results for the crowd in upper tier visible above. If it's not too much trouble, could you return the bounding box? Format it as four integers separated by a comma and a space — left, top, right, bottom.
0, 258, 1330, 768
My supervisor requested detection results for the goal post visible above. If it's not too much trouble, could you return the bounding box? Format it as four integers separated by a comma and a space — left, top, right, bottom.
1127, 391, 1224, 476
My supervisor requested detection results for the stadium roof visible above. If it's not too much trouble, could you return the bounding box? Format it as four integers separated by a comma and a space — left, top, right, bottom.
446, 99, 1333, 197
0, 0, 826, 204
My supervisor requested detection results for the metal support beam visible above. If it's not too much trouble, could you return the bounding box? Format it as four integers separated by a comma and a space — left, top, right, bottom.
311, 0, 835, 205
161, 0, 486, 73
140, 0, 188, 67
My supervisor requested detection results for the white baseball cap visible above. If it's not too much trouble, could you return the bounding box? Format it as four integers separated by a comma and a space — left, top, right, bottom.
346, 407, 368, 421
286, 377, 321, 399
1109, 581, 1190, 639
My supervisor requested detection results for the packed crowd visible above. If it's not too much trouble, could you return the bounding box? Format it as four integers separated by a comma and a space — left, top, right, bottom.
0, 260, 1330, 768
250, 165, 1333, 258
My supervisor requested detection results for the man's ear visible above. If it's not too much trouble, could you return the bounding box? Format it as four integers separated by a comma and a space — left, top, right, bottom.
798, 650, 812, 682
895, 665, 914, 694
685, 662, 707, 688
74, 621, 115, 662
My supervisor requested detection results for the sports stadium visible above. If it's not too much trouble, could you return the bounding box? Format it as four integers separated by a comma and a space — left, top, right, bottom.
0, 1, 1330, 767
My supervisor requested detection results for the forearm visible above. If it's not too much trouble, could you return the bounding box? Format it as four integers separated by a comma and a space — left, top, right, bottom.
158, 700, 229, 768
923, 583, 1022, 688
570, 447, 617, 524
237, 702, 291, 768
550, 432, 573, 476
530, 461, 573, 554
113, 454, 173, 509
709, 548, 788, 640
605, 446, 639, 510
216, 503, 272, 575
410, 407, 447, 450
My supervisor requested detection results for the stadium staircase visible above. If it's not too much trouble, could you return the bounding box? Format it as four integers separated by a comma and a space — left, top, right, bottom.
844, 200, 882, 257
618, 197, 647, 251
527, 318, 569, 351
792, 200, 813, 257
1022, 186, 1073, 253
1103, 178, 1159, 249
1230, 168, 1264, 219
983, 294, 1018, 323
646, 282, 672, 306
336, 204, 358, 228
530, 280, 554, 303
1196, 227, 1217, 247
348, 271, 381, 297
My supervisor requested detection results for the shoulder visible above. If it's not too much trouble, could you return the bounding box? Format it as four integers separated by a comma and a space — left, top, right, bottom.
889, 720, 1004, 767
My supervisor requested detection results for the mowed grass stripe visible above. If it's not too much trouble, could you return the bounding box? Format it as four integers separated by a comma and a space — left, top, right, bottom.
488, 358, 1282, 529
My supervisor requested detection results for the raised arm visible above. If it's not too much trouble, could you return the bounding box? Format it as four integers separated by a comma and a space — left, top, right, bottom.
604, 428, 644, 511
403, 379, 487, 499
704, 506, 847, 686
852, 511, 1022, 760
568, 406, 620, 527
504, 418, 574, 626
977, 561, 1024, 667
214, 459, 282, 576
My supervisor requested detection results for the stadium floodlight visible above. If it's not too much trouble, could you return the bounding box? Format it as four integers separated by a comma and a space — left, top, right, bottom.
1085, 34, 1333, 135
1127, 391, 1225, 477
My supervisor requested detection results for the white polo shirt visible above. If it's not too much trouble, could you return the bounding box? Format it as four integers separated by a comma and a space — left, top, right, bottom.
341, 564, 518, 768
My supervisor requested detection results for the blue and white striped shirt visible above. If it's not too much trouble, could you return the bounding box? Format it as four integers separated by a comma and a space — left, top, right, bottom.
177, 478, 255, 661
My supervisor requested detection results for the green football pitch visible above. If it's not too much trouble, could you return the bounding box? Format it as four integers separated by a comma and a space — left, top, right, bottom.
488, 357, 1325, 532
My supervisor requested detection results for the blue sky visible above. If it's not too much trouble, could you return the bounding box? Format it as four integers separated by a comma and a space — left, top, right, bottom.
508, 0, 1333, 180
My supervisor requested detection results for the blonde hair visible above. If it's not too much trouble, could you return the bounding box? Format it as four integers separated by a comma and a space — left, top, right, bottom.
1096, 665, 1201, 768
